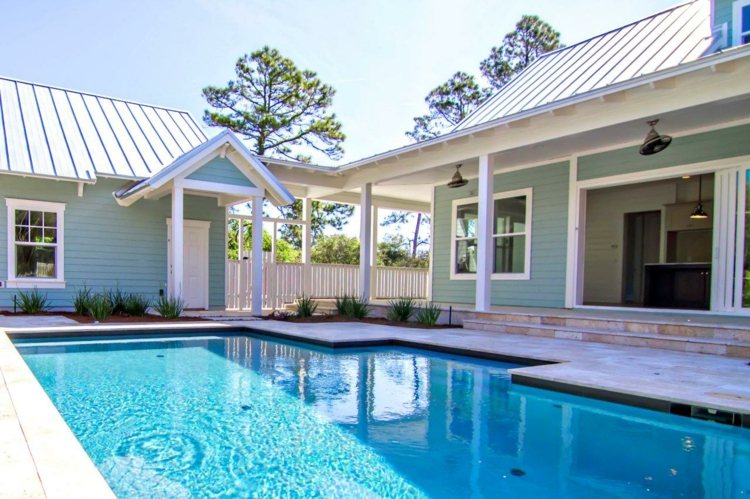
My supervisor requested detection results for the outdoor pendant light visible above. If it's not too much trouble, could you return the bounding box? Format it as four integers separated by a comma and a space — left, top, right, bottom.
447, 163, 468, 188
690, 175, 709, 220
639, 119, 672, 155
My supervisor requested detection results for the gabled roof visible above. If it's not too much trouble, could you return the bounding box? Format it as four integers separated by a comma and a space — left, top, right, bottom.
455, 0, 713, 131
0, 76, 206, 181
115, 130, 295, 206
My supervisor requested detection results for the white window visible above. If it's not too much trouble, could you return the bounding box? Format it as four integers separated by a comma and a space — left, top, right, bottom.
5, 198, 65, 288
451, 198, 479, 279
734, 0, 750, 45
492, 188, 532, 280
450, 188, 532, 281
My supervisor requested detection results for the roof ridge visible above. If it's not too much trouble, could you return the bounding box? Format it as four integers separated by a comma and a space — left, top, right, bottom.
0, 74, 197, 117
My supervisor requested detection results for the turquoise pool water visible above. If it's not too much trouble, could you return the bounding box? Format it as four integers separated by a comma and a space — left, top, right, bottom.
14, 333, 750, 498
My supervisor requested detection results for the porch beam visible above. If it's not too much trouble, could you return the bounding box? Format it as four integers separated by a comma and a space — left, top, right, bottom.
475, 154, 493, 312
251, 196, 264, 316
171, 179, 184, 300
359, 183, 373, 299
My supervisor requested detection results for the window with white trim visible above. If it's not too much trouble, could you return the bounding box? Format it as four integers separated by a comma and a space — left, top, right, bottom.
450, 189, 532, 280
492, 189, 531, 278
5, 199, 65, 287
452, 200, 479, 275
734, 0, 750, 45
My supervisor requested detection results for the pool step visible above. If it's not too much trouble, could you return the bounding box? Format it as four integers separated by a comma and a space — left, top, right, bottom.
463, 319, 750, 358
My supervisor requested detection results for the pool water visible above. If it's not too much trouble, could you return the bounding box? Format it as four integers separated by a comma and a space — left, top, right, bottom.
15, 333, 750, 498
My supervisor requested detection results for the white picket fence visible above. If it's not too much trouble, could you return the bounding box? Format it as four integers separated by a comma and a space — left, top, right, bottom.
226, 253, 429, 310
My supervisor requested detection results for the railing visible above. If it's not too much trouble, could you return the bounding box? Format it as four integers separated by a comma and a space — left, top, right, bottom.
226, 254, 429, 310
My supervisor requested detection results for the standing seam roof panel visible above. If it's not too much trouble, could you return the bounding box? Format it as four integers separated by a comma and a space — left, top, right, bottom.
127, 103, 171, 165
16, 83, 54, 176
0, 76, 207, 180
50, 89, 95, 180
0, 84, 8, 172
66, 92, 116, 176
34, 86, 77, 179
454, 0, 712, 132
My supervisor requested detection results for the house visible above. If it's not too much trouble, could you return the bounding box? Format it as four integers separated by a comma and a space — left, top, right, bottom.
2, 0, 750, 318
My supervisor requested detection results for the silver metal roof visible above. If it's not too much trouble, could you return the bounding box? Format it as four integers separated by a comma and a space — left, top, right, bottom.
0, 76, 206, 181
455, 0, 713, 131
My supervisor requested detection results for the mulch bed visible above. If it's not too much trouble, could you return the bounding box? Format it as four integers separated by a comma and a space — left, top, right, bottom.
264, 314, 460, 329
0, 311, 208, 324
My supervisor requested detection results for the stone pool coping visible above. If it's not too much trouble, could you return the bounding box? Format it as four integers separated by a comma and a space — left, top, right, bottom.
2, 318, 750, 496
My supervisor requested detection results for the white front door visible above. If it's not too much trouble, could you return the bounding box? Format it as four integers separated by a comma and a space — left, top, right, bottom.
168, 219, 210, 309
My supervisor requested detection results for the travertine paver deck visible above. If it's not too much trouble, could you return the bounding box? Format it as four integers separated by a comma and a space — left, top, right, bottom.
243, 320, 750, 415
2, 317, 750, 497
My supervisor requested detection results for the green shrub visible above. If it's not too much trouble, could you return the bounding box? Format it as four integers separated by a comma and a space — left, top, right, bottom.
154, 295, 185, 319
73, 286, 92, 315
17, 288, 50, 313
415, 302, 442, 326
123, 293, 151, 316
386, 297, 417, 322
107, 288, 127, 314
335, 295, 370, 319
87, 293, 113, 322
296, 296, 318, 318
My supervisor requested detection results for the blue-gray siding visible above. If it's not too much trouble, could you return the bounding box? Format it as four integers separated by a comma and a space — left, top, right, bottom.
187, 157, 256, 187
0, 176, 226, 309
432, 161, 570, 307
578, 124, 750, 180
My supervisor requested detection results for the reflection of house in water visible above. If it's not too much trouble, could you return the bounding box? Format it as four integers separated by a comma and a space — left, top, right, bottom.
218, 336, 749, 497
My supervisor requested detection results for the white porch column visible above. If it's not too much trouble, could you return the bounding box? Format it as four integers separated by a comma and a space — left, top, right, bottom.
475, 154, 493, 312
302, 197, 313, 297
370, 205, 379, 299
170, 179, 184, 299
237, 215, 245, 310
359, 183, 373, 299
251, 196, 264, 316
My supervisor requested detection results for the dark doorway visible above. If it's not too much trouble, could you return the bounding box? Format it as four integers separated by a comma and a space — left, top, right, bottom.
622, 211, 661, 305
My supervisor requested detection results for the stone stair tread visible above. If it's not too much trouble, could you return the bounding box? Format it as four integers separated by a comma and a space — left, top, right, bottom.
463, 319, 750, 347
474, 312, 750, 331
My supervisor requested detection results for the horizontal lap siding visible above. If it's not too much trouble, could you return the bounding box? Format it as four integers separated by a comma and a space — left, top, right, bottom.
186, 157, 256, 187
0, 177, 226, 309
431, 161, 569, 307
578, 124, 750, 180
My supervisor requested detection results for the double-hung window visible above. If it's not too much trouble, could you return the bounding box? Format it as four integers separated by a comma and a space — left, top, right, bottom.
492, 189, 531, 279
734, 0, 750, 45
450, 188, 532, 280
5, 199, 65, 288
451, 198, 479, 277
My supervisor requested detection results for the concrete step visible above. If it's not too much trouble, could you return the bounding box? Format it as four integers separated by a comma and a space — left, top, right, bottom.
463, 319, 750, 358
473, 312, 750, 343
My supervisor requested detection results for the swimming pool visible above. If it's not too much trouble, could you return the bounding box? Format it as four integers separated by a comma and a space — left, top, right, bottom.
14, 333, 750, 498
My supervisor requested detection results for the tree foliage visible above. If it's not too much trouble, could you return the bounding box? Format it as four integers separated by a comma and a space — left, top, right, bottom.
480, 15, 562, 89
276, 200, 354, 249
406, 15, 561, 141
377, 234, 428, 268
227, 219, 300, 262
203, 46, 345, 161
406, 72, 491, 141
311, 234, 360, 265
380, 211, 430, 257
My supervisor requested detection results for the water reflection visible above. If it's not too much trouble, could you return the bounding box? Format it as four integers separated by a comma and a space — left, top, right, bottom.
220, 335, 750, 498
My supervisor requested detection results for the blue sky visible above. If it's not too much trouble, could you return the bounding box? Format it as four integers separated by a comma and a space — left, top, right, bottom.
2, 0, 680, 165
